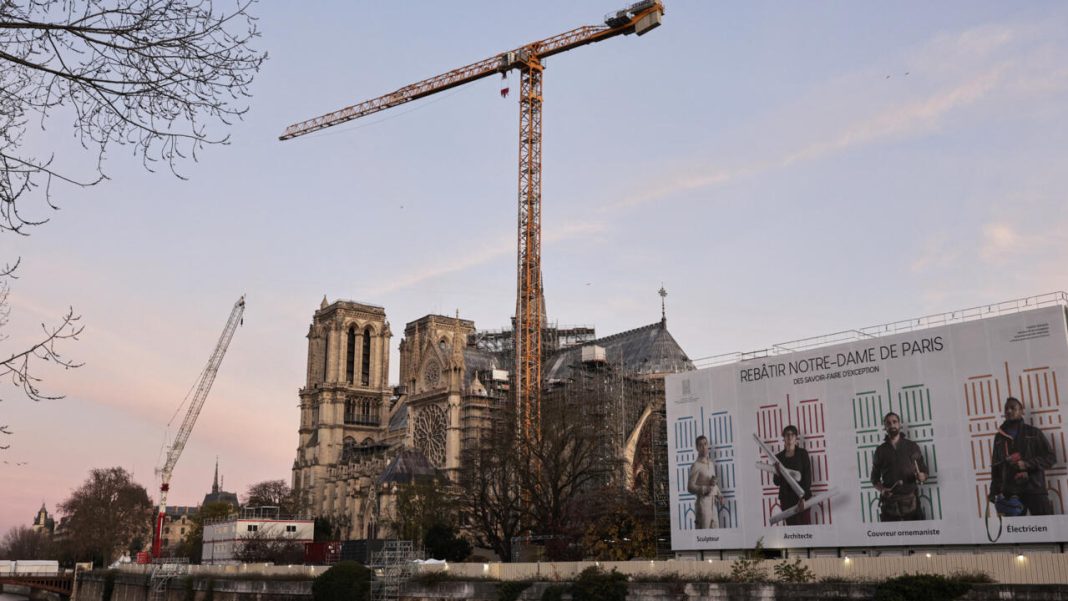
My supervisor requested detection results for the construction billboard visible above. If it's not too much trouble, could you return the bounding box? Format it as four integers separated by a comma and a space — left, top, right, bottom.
666, 305, 1068, 550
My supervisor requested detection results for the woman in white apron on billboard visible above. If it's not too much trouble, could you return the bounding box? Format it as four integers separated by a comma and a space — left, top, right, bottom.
688, 435, 724, 528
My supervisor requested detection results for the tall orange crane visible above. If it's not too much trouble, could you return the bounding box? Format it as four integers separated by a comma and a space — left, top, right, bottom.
280, 1, 664, 443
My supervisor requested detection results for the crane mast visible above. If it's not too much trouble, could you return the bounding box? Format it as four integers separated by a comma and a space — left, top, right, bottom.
280, 1, 664, 444
151, 295, 246, 558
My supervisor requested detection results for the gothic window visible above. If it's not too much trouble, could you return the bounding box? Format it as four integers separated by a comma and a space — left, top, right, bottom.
413, 404, 448, 467
311, 401, 319, 427
321, 334, 328, 383
342, 436, 356, 462
346, 326, 357, 384
360, 398, 372, 423
344, 398, 356, 424
361, 327, 372, 385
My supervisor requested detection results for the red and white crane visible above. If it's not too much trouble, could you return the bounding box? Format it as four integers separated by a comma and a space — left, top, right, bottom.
151, 295, 245, 558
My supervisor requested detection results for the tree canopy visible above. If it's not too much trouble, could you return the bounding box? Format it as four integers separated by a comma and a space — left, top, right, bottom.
0, 525, 52, 559
243, 479, 304, 515
58, 466, 152, 566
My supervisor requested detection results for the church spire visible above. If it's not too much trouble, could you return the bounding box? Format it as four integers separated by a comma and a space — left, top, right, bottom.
452, 309, 464, 364
659, 284, 668, 326
212, 457, 220, 494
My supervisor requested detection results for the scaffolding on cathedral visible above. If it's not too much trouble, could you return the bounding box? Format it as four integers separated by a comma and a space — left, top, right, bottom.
368, 540, 417, 601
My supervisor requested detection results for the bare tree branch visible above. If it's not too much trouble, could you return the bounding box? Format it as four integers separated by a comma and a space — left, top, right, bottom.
0, 0, 265, 449
0, 261, 82, 449
0, 0, 267, 232
0, 305, 83, 403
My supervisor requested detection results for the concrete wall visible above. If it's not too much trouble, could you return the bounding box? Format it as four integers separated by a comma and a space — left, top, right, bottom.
77, 571, 312, 601
418, 553, 1068, 584
79, 569, 1068, 601
398, 581, 1068, 601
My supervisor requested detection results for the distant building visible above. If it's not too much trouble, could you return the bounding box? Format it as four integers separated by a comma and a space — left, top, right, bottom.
292, 296, 693, 541
153, 459, 240, 557
201, 507, 313, 565
159, 506, 197, 552
31, 503, 54, 534
201, 459, 240, 509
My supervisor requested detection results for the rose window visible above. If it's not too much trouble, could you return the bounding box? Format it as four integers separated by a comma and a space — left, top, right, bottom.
413, 404, 448, 467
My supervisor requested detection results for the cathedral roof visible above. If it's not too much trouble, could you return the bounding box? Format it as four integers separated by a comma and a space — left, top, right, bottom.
202, 490, 240, 509
377, 448, 442, 486
388, 404, 408, 431
544, 320, 693, 382
462, 347, 503, 387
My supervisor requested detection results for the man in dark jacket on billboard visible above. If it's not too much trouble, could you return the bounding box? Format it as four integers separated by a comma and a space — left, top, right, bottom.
871, 412, 929, 521
773, 425, 813, 525
989, 396, 1056, 516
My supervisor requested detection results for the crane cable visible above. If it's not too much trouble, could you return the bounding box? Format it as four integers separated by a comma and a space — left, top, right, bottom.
156, 364, 210, 471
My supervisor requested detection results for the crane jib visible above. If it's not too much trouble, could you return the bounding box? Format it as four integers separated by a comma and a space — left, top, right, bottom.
277, 3, 663, 141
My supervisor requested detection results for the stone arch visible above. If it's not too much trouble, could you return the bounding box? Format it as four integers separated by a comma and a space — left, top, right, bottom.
624, 404, 658, 490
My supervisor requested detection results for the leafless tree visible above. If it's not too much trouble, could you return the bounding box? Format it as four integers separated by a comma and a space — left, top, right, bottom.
519, 391, 614, 542
243, 479, 305, 515
58, 466, 153, 566
456, 407, 524, 561
1, 0, 267, 232
232, 529, 303, 564
0, 525, 53, 559
0, 0, 265, 447
0, 259, 82, 449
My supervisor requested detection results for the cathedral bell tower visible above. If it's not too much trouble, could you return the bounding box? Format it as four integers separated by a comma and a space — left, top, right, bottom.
398, 313, 474, 479
293, 298, 392, 510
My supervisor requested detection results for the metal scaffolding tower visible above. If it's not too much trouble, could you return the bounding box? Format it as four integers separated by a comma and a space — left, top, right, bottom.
369, 540, 417, 601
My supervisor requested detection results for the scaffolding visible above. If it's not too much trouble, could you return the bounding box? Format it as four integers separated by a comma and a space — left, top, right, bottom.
148, 559, 188, 601
368, 540, 417, 601
649, 403, 672, 559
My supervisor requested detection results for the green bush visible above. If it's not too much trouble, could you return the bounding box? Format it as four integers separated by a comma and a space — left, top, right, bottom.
773, 558, 815, 583
948, 570, 995, 584
498, 581, 532, 601
424, 523, 473, 562
874, 574, 970, 601
540, 584, 568, 601
409, 570, 457, 586
571, 566, 628, 601
728, 539, 769, 583
312, 561, 373, 601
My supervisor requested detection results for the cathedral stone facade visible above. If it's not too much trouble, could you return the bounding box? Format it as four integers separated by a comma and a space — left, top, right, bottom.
293, 297, 691, 541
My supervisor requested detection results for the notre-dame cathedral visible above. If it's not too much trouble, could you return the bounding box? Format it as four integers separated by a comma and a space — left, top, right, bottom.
292, 296, 692, 541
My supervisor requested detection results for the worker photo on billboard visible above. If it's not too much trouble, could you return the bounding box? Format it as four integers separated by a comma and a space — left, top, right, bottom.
687, 434, 726, 529
988, 396, 1060, 518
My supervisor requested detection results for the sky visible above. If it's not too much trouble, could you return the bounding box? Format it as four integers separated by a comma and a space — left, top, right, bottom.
2, 0, 1068, 533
